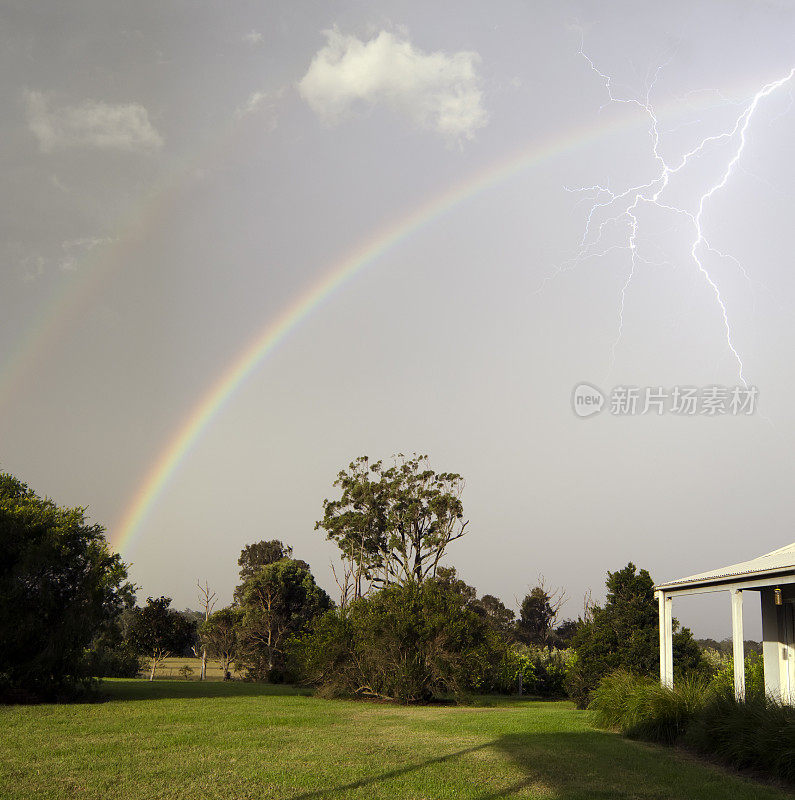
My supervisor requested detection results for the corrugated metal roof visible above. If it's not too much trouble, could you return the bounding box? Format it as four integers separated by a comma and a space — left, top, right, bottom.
655, 542, 795, 590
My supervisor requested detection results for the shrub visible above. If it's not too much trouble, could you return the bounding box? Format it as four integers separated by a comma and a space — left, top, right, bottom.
590, 670, 712, 744
288, 581, 503, 702
590, 669, 795, 784
83, 641, 140, 678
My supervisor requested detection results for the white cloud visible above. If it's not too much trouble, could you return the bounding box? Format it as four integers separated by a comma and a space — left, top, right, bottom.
298, 28, 488, 143
25, 91, 163, 154
243, 29, 263, 45
238, 91, 268, 117
234, 89, 283, 128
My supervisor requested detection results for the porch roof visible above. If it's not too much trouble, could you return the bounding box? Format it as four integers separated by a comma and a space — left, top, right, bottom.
655, 542, 795, 593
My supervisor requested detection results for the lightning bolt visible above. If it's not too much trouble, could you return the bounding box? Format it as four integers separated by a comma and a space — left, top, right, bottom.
569, 44, 795, 386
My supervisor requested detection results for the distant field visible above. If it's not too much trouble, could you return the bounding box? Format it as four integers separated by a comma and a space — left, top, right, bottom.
1, 680, 789, 800
140, 656, 244, 680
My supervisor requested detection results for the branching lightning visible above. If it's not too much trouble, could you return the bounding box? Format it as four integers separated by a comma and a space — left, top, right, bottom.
568, 45, 795, 385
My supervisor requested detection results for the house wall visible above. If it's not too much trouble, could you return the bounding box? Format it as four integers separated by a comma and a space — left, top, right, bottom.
760, 588, 782, 699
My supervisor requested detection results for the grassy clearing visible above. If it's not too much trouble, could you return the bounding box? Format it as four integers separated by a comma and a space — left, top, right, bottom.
140, 656, 244, 680
0, 680, 789, 800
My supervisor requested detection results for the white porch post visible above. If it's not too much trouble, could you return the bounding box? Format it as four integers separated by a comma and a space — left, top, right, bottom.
657, 591, 673, 688
731, 588, 745, 700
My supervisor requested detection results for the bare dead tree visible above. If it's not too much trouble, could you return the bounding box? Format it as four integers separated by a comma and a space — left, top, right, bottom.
538, 574, 567, 627
581, 588, 595, 624
196, 580, 217, 680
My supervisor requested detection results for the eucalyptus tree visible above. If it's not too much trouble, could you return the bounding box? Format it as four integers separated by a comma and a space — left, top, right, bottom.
316, 454, 469, 588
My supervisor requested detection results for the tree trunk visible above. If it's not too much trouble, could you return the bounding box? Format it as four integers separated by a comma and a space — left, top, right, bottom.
149, 659, 156, 681
201, 648, 207, 680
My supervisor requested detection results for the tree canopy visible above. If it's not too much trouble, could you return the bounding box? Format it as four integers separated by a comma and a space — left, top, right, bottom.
127, 596, 196, 680
0, 472, 134, 700
237, 558, 331, 681
316, 454, 468, 587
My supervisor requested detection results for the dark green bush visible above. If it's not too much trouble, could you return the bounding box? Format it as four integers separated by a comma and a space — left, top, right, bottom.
83, 642, 140, 678
0, 473, 134, 702
288, 581, 503, 702
569, 564, 704, 709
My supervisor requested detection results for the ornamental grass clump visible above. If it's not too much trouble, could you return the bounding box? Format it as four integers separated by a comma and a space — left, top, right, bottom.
683, 689, 795, 784
590, 670, 713, 744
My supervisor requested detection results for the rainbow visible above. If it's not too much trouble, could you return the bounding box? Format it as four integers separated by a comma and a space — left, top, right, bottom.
95, 78, 774, 554
110, 110, 645, 554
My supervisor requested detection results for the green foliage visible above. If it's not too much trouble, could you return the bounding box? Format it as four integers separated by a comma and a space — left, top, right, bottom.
288, 580, 503, 702
684, 690, 795, 784
235, 540, 309, 602
83, 616, 141, 678
472, 593, 516, 637
515, 587, 557, 647
127, 597, 196, 680
316, 454, 468, 586
0, 472, 134, 701
237, 558, 331, 681
200, 607, 242, 676
552, 618, 580, 648
709, 650, 765, 698
590, 670, 713, 744
568, 563, 703, 708
495, 643, 573, 697
178, 664, 194, 680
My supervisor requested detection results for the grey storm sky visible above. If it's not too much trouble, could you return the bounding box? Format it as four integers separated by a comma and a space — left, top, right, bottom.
3, 0, 795, 637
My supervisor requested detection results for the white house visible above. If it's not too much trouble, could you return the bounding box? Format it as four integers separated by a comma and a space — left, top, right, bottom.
654, 543, 795, 702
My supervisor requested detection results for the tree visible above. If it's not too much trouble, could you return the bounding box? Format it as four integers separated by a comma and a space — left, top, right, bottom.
434, 566, 477, 603
433, 568, 515, 637
316, 454, 468, 587
235, 540, 308, 601
195, 580, 217, 680
568, 563, 703, 708
127, 597, 196, 681
200, 607, 241, 678
551, 619, 580, 649
237, 559, 331, 680
516, 582, 564, 648
0, 472, 134, 701
472, 594, 516, 637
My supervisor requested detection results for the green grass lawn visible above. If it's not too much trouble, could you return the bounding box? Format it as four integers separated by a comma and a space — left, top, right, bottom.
0, 680, 789, 800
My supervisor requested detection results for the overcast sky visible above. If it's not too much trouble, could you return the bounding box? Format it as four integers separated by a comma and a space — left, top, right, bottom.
3, 1, 795, 637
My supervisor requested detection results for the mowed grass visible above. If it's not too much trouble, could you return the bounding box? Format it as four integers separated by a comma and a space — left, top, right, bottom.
0, 681, 790, 800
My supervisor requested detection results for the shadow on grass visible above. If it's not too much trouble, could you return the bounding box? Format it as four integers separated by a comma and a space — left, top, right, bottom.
286, 744, 493, 799
99, 678, 312, 702
287, 730, 787, 800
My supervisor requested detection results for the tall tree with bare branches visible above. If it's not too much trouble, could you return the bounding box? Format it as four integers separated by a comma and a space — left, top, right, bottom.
195, 580, 217, 680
